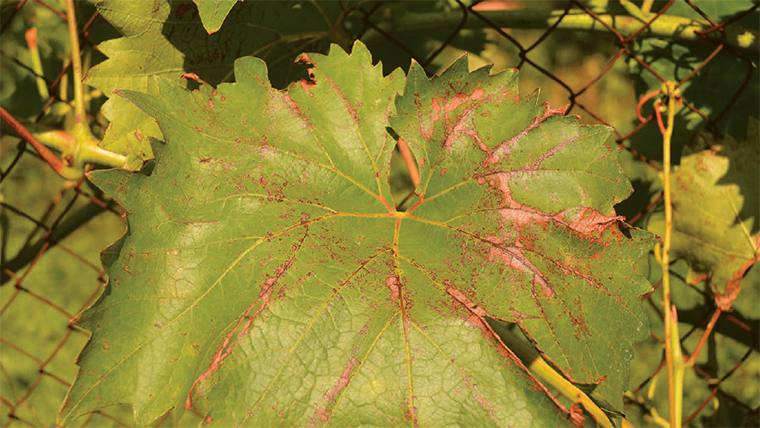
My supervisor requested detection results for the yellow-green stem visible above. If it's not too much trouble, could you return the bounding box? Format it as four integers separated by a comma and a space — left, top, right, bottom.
619, 0, 652, 23
65, 0, 86, 123
24, 28, 49, 101
669, 306, 685, 427
641, 0, 655, 14
491, 323, 616, 428
659, 81, 681, 428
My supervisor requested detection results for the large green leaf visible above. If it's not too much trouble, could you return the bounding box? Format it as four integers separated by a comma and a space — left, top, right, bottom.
60, 41, 654, 426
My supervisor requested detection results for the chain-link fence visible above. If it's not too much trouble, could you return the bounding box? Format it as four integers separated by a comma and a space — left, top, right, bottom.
1, 0, 758, 426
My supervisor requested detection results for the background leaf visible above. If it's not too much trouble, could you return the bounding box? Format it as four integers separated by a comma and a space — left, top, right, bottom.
647, 117, 759, 307
626, 0, 759, 163
88, 0, 348, 170
193, 0, 238, 34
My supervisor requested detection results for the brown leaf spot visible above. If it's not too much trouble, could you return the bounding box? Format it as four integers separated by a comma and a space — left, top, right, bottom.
295, 52, 313, 64
511, 307, 538, 320
533, 273, 556, 299
568, 311, 590, 340
386, 275, 400, 301
569, 402, 586, 428
446, 286, 486, 317
312, 357, 359, 424
431, 97, 442, 124
185, 259, 292, 409
298, 79, 315, 93
317, 408, 330, 422
489, 173, 552, 227
181, 72, 202, 85
403, 399, 419, 426
714, 249, 760, 311
445, 93, 470, 113
567, 207, 623, 235
490, 102, 570, 161
328, 357, 357, 401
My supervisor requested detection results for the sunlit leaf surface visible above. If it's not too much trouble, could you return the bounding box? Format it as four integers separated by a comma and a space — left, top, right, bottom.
60, 41, 654, 427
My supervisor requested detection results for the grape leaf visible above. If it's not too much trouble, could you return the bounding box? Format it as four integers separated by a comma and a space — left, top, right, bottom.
60, 41, 654, 426
193, 0, 238, 34
88, 0, 345, 170
648, 118, 760, 310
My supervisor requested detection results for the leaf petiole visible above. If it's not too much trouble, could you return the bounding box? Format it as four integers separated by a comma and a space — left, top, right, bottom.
490, 321, 617, 428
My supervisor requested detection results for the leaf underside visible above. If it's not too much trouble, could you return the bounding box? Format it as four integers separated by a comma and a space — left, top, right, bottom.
61, 41, 655, 427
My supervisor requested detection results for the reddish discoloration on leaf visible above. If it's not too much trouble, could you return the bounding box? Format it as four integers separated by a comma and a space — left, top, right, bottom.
567, 311, 591, 340
295, 52, 313, 64
511, 307, 538, 321
446, 286, 486, 317
403, 399, 419, 427
431, 97, 441, 124
299, 79, 316, 93
714, 245, 760, 310
294, 53, 318, 94
446, 286, 572, 422
568, 402, 586, 428
445, 87, 487, 113
484, 234, 555, 299
486, 172, 549, 226
386, 275, 400, 301
487, 103, 570, 165
568, 207, 624, 235
311, 357, 359, 425
181, 72, 202, 85
184, 255, 295, 410
445, 93, 470, 113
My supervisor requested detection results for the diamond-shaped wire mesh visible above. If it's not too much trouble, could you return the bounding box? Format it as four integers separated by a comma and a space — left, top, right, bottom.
1, 0, 757, 426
